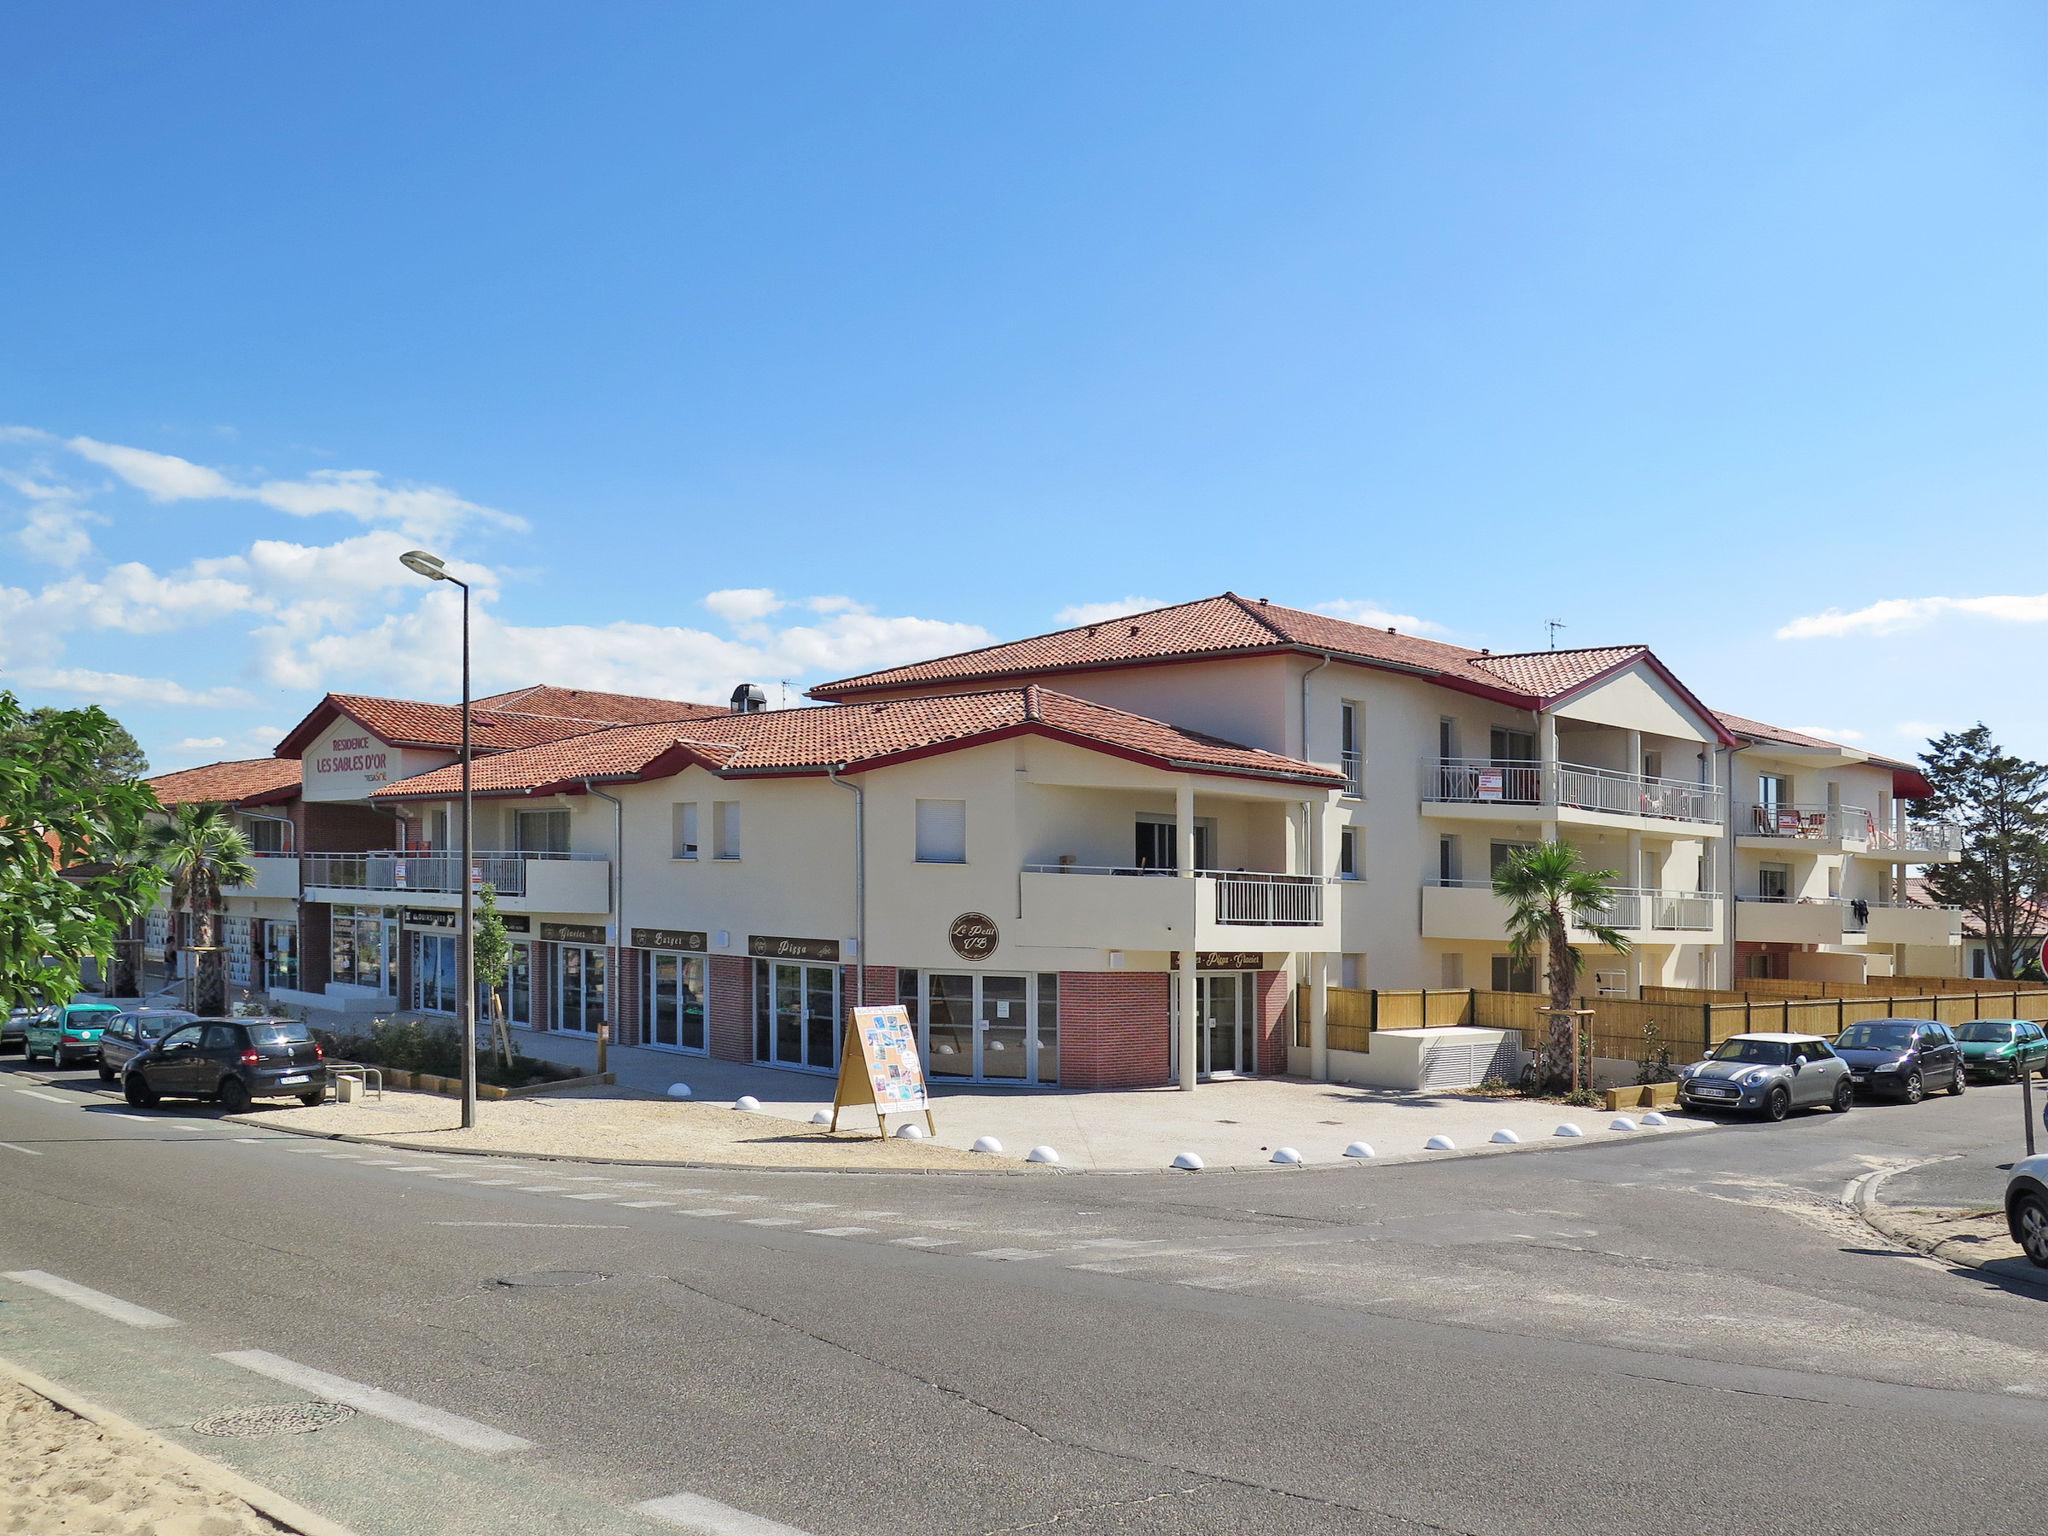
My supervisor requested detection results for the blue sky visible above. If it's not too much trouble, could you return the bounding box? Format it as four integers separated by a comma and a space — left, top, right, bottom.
2, 1, 2042, 771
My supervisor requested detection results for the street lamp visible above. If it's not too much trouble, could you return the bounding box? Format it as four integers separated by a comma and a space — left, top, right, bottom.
399, 548, 476, 1131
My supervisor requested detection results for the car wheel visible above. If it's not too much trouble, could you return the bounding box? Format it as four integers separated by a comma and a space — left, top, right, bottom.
97, 1062, 115, 1083
216, 1076, 252, 1116
1902, 1070, 1924, 1104
298, 1087, 326, 1108
123, 1073, 158, 1109
1949, 1063, 1966, 1096
1832, 1078, 1854, 1113
2016, 1191, 2048, 1269
1764, 1086, 1790, 1122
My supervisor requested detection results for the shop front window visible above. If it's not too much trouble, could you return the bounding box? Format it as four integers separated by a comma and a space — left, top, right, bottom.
645, 952, 708, 1053
752, 960, 840, 1072
263, 923, 299, 992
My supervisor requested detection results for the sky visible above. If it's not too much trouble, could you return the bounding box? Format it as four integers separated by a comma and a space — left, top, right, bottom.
1, 1, 2042, 773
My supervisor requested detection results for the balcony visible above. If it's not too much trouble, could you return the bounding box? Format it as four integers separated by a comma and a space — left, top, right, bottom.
1341, 752, 1366, 798
1857, 821, 1964, 862
1734, 895, 1868, 945
1737, 802, 1875, 850
1865, 902, 1964, 947
1422, 880, 1720, 942
1422, 758, 1724, 829
1018, 865, 1339, 952
302, 849, 611, 914
225, 851, 300, 901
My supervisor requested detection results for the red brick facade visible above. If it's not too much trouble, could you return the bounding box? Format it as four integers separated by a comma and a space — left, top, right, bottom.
612, 944, 643, 1047
1254, 969, 1291, 1074
709, 954, 754, 1063
1056, 971, 1170, 1089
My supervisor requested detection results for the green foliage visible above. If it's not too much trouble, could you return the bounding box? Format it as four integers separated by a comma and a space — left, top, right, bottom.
0, 692, 163, 1010
1918, 726, 2048, 980
1492, 840, 1631, 1091
1561, 1087, 1603, 1109
317, 1017, 564, 1089
1634, 1020, 1676, 1085
146, 802, 257, 1016
0, 704, 148, 786
472, 883, 509, 990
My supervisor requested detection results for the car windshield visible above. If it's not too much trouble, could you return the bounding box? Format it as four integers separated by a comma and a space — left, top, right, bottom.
1712, 1039, 1790, 1065
1955, 1022, 2019, 1043
245, 1022, 313, 1046
1837, 1022, 1916, 1050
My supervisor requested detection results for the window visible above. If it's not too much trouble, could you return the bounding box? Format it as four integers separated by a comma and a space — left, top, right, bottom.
1490, 727, 1536, 762
514, 809, 569, 855
1490, 840, 1535, 875
714, 801, 741, 860
244, 818, 286, 854
1340, 703, 1364, 795
645, 951, 708, 1053
1438, 835, 1460, 885
752, 959, 840, 1071
1758, 863, 1791, 901
1639, 850, 1659, 889
1339, 827, 1360, 881
1438, 717, 1459, 761
1641, 748, 1663, 780
1758, 773, 1792, 808
672, 803, 698, 860
1036, 973, 1059, 1083
915, 799, 967, 863
1134, 816, 1214, 873
1441, 952, 1464, 988
262, 922, 299, 991
898, 968, 921, 1016
1491, 955, 1535, 993
1826, 865, 1841, 899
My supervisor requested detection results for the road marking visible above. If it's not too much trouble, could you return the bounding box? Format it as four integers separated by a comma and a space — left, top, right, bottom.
14, 1089, 69, 1104
557, 1175, 611, 1183
778, 1202, 836, 1212
1067, 1261, 1134, 1274
168, 1125, 207, 1133
563, 1192, 619, 1201
517, 1185, 573, 1194
679, 1207, 736, 1218
619, 1199, 674, 1209
384, 1164, 435, 1172
427, 1171, 477, 1180
470, 1177, 523, 1186
1073, 1237, 1158, 1249
806, 1226, 874, 1238
3, 1270, 178, 1327
0, 1141, 45, 1157
110, 1113, 154, 1122
322, 1151, 365, 1160
429, 1221, 628, 1229
230, 1137, 268, 1144
216, 1350, 530, 1454
971, 1248, 1045, 1262
742, 1217, 799, 1227
1179, 1275, 1260, 1292
638, 1490, 817, 1535
890, 1236, 957, 1249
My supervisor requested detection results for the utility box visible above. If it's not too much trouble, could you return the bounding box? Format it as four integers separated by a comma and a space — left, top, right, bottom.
334, 1074, 360, 1104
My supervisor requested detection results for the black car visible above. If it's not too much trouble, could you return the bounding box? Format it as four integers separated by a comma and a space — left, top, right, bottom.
122, 1018, 327, 1112
96, 1009, 199, 1082
2, 1006, 33, 1054
1832, 1017, 1967, 1103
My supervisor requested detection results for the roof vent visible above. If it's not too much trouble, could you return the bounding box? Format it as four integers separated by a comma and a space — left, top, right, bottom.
1258, 597, 1269, 605
1128, 624, 1141, 636
1386, 626, 1396, 634
1480, 648, 1491, 655
729, 683, 767, 714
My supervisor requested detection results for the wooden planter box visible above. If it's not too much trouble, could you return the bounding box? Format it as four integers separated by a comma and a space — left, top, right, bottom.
363, 1068, 610, 1101
1604, 1081, 1679, 1111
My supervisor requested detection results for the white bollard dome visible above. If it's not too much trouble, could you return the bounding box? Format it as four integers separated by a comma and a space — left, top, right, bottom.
1640, 1111, 1669, 1127
971, 1135, 1003, 1153
666, 1082, 693, 1099
732, 1095, 761, 1112
1025, 1145, 1061, 1165
1170, 1152, 1205, 1171
1424, 1135, 1456, 1151
893, 1122, 926, 1139
1270, 1147, 1303, 1165
1343, 1141, 1375, 1160
809, 1110, 831, 1126
1609, 1116, 1638, 1132
1553, 1122, 1584, 1138
1489, 1128, 1520, 1145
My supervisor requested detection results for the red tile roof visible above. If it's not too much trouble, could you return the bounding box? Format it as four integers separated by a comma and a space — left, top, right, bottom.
808, 595, 1727, 739
148, 757, 302, 808
469, 685, 731, 726
274, 686, 726, 758
371, 686, 1343, 800
1713, 711, 1858, 754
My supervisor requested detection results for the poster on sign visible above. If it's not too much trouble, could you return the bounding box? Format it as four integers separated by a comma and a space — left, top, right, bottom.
1475, 768, 1504, 802
830, 1004, 935, 1138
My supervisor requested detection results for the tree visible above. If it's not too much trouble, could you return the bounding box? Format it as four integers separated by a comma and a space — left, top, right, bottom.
0, 692, 162, 1009
1493, 841, 1632, 1092
1918, 726, 2048, 980
472, 882, 513, 1067
147, 802, 255, 1016
0, 705, 147, 787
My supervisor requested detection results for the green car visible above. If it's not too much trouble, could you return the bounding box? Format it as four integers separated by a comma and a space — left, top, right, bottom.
23, 1002, 124, 1068
1954, 1019, 2048, 1082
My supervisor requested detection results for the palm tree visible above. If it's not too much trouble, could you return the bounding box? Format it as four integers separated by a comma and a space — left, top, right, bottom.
87, 820, 157, 996
147, 803, 255, 1016
1493, 840, 1632, 1092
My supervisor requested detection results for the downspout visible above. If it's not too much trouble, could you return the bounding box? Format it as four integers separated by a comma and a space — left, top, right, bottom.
583, 780, 625, 1071
827, 764, 866, 1006
1298, 651, 1333, 870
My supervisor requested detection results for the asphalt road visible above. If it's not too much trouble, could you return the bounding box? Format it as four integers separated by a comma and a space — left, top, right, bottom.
2, 1052, 2045, 1536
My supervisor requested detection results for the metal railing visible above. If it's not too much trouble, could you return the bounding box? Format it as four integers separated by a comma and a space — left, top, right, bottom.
1735, 894, 1869, 933
1422, 757, 1722, 823
1204, 871, 1325, 927
1865, 820, 1963, 855
301, 848, 602, 897
1340, 752, 1366, 798
1741, 802, 1875, 843
1424, 878, 1719, 932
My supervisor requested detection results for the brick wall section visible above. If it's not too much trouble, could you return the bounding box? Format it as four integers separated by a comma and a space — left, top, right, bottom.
1057, 971, 1169, 1089
613, 946, 642, 1047
1254, 969, 1291, 1075
300, 802, 393, 854
709, 954, 754, 1063
299, 902, 332, 992
530, 941, 553, 1031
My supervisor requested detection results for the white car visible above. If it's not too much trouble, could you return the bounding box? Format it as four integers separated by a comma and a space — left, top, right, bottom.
2008, 1153, 2048, 1269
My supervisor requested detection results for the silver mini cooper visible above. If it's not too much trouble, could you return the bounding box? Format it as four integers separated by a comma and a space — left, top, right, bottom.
1676, 1032, 1853, 1121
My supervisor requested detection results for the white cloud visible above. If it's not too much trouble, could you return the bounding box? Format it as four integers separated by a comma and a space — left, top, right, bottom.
1784, 725, 1865, 743
36, 561, 264, 634
1054, 596, 1173, 626
171, 735, 229, 752
1312, 598, 1447, 635
15, 667, 255, 708
66, 437, 237, 501
704, 588, 785, 624
1776, 592, 2048, 640
14, 504, 101, 566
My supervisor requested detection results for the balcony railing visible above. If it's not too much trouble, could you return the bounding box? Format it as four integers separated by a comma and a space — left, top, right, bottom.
1865, 821, 1963, 855
1340, 752, 1366, 798
1423, 757, 1723, 824
302, 849, 602, 897
1427, 878, 1718, 933
1737, 894, 1868, 934
1203, 870, 1324, 927
1741, 802, 1875, 843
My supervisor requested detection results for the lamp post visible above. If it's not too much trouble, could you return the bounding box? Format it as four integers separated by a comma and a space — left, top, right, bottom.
399, 548, 476, 1130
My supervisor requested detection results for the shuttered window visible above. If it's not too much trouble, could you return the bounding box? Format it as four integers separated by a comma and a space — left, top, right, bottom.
915, 799, 966, 863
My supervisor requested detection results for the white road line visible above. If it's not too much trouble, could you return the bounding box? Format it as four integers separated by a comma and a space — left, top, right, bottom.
638, 1490, 817, 1536
678, 1207, 736, 1218
218, 1350, 530, 1453
1179, 1275, 1260, 1292
1067, 1261, 1134, 1274
970, 1248, 1045, 1262
110, 1113, 154, 1122
0, 1141, 45, 1157
321, 1151, 365, 1160
805, 1226, 874, 1238
1073, 1237, 1160, 1249
517, 1184, 573, 1194
169, 1125, 207, 1133
742, 1217, 799, 1228
14, 1089, 68, 1104
890, 1236, 957, 1249
557, 1175, 611, 1183
563, 1192, 619, 1201
384, 1164, 435, 1172
3, 1270, 178, 1327
778, 1202, 836, 1213
429, 1221, 627, 1229
470, 1178, 523, 1186
619, 1200, 674, 1209
230, 1137, 268, 1144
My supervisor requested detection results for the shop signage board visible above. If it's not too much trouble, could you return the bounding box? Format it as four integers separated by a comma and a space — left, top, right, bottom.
748, 934, 841, 963
1476, 768, 1504, 802
404, 908, 458, 932
947, 912, 999, 961
830, 1004, 935, 1138
632, 927, 708, 953
541, 922, 607, 946
1171, 951, 1266, 972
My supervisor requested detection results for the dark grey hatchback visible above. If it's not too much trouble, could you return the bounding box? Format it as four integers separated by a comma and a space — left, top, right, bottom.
1832, 1018, 1967, 1103
122, 1018, 326, 1112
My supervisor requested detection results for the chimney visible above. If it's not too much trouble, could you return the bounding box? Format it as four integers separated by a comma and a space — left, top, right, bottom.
729, 683, 767, 714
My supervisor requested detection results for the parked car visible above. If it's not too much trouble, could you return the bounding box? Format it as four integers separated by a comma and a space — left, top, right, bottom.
122, 1018, 327, 1112
1832, 1018, 1966, 1102
1676, 1032, 1853, 1120
96, 1009, 199, 1082
1953, 1019, 2048, 1082
2008, 1154, 2048, 1269
24, 1001, 125, 1067
3, 1006, 36, 1054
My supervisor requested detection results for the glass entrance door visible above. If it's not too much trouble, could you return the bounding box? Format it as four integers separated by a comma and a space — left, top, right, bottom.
917, 973, 1047, 1083
1172, 972, 1255, 1078
555, 944, 607, 1035
645, 953, 707, 1054
412, 932, 457, 1014
980, 975, 1028, 1080
754, 960, 839, 1071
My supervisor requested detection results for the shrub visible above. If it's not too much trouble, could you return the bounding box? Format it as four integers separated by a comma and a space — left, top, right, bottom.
1561, 1087, 1602, 1109
317, 1016, 567, 1089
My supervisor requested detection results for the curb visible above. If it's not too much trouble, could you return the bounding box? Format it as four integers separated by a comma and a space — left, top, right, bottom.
0, 1352, 364, 1536
1850, 1168, 2048, 1293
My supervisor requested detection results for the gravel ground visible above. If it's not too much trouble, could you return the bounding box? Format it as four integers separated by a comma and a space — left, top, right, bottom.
231, 1085, 1015, 1170
0, 1379, 283, 1536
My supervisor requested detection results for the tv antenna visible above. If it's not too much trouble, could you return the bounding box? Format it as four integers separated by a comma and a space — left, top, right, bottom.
1546, 619, 1567, 650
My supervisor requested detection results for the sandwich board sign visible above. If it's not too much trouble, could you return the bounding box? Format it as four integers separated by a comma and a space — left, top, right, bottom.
830, 1004, 935, 1139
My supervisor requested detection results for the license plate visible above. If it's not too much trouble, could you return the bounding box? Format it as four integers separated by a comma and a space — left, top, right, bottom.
1851, 1073, 1868, 1083
278, 1074, 308, 1085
